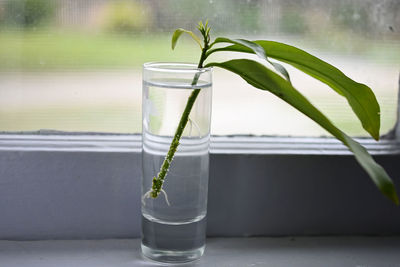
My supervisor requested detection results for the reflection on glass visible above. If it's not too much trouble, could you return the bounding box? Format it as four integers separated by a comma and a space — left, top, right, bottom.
0, 0, 398, 136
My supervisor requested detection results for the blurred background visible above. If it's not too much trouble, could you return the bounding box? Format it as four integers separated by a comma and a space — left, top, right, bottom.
0, 0, 399, 136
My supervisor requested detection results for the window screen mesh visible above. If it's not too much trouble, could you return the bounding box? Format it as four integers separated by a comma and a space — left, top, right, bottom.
0, 0, 398, 136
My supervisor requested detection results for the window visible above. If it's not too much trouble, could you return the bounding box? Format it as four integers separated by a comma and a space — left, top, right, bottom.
0, 0, 400, 240
0, 0, 398, 137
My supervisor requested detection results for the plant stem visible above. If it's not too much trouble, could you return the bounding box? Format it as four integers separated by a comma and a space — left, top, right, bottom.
150, 40, 209, 198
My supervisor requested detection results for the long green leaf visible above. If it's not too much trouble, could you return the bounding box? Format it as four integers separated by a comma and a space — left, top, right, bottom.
208, 40, 380, 140
210, 37, 291, 82
206, 59, 398, 205
171, 28, 202, 50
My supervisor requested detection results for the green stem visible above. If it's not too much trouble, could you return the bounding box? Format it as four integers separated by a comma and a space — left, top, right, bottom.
150, 40, 209, 198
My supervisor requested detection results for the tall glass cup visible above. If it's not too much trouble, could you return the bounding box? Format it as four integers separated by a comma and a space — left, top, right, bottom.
141, 63, 212, 263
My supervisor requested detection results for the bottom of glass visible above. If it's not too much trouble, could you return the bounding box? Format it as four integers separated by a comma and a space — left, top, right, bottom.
141, 243, 205, 263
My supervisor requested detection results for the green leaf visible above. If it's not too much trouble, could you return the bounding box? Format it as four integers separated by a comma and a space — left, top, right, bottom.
206, 59, 398, 205
210, 38, 291, 82
171, 28, 202, 50
208, 41, 380, 140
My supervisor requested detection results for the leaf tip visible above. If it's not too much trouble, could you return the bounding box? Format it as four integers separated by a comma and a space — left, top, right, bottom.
391, 194, 399, 206
392, 191, 400, 205
171, 29, 181, 50
365, 121, 380, 141
383, 183, 399, 205
371, 128, 380, 141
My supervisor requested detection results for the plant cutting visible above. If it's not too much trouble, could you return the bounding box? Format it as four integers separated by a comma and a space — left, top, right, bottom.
141, 21, 398, 263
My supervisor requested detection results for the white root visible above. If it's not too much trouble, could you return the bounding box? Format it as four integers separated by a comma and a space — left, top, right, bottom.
141, 189, 152, 206
141, 188, 171, 207
188, 117, 202, 137
160, 188, 171, 206
188, 117, 193, 136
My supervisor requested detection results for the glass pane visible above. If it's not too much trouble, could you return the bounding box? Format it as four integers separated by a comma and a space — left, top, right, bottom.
0, 0, 398, 137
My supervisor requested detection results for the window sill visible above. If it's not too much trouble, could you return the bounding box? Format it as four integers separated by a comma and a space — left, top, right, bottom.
1, 237, 399, 266
0, 133, 399, 239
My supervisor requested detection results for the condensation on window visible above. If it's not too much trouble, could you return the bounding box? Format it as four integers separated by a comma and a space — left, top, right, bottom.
0, 0, 399, 137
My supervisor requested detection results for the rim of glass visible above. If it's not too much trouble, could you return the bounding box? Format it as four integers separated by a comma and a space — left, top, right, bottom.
143, 62, 212, 73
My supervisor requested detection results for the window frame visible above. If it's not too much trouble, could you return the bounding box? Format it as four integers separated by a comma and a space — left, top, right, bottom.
1, 0, 400, 240
1, 130, 400, 239
0, 132, 400, 154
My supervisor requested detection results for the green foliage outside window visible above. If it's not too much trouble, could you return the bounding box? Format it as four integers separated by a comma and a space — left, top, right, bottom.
1, 0, 55, 28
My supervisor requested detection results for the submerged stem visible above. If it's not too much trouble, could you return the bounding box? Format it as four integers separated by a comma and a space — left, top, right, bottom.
149, 25, 211, 199
150, 88, 200, 198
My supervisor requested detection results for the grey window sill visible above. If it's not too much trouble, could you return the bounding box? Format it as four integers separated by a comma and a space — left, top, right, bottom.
0, 132, 400, 239
1, 133, 400, 239
1, 237, 400, 267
